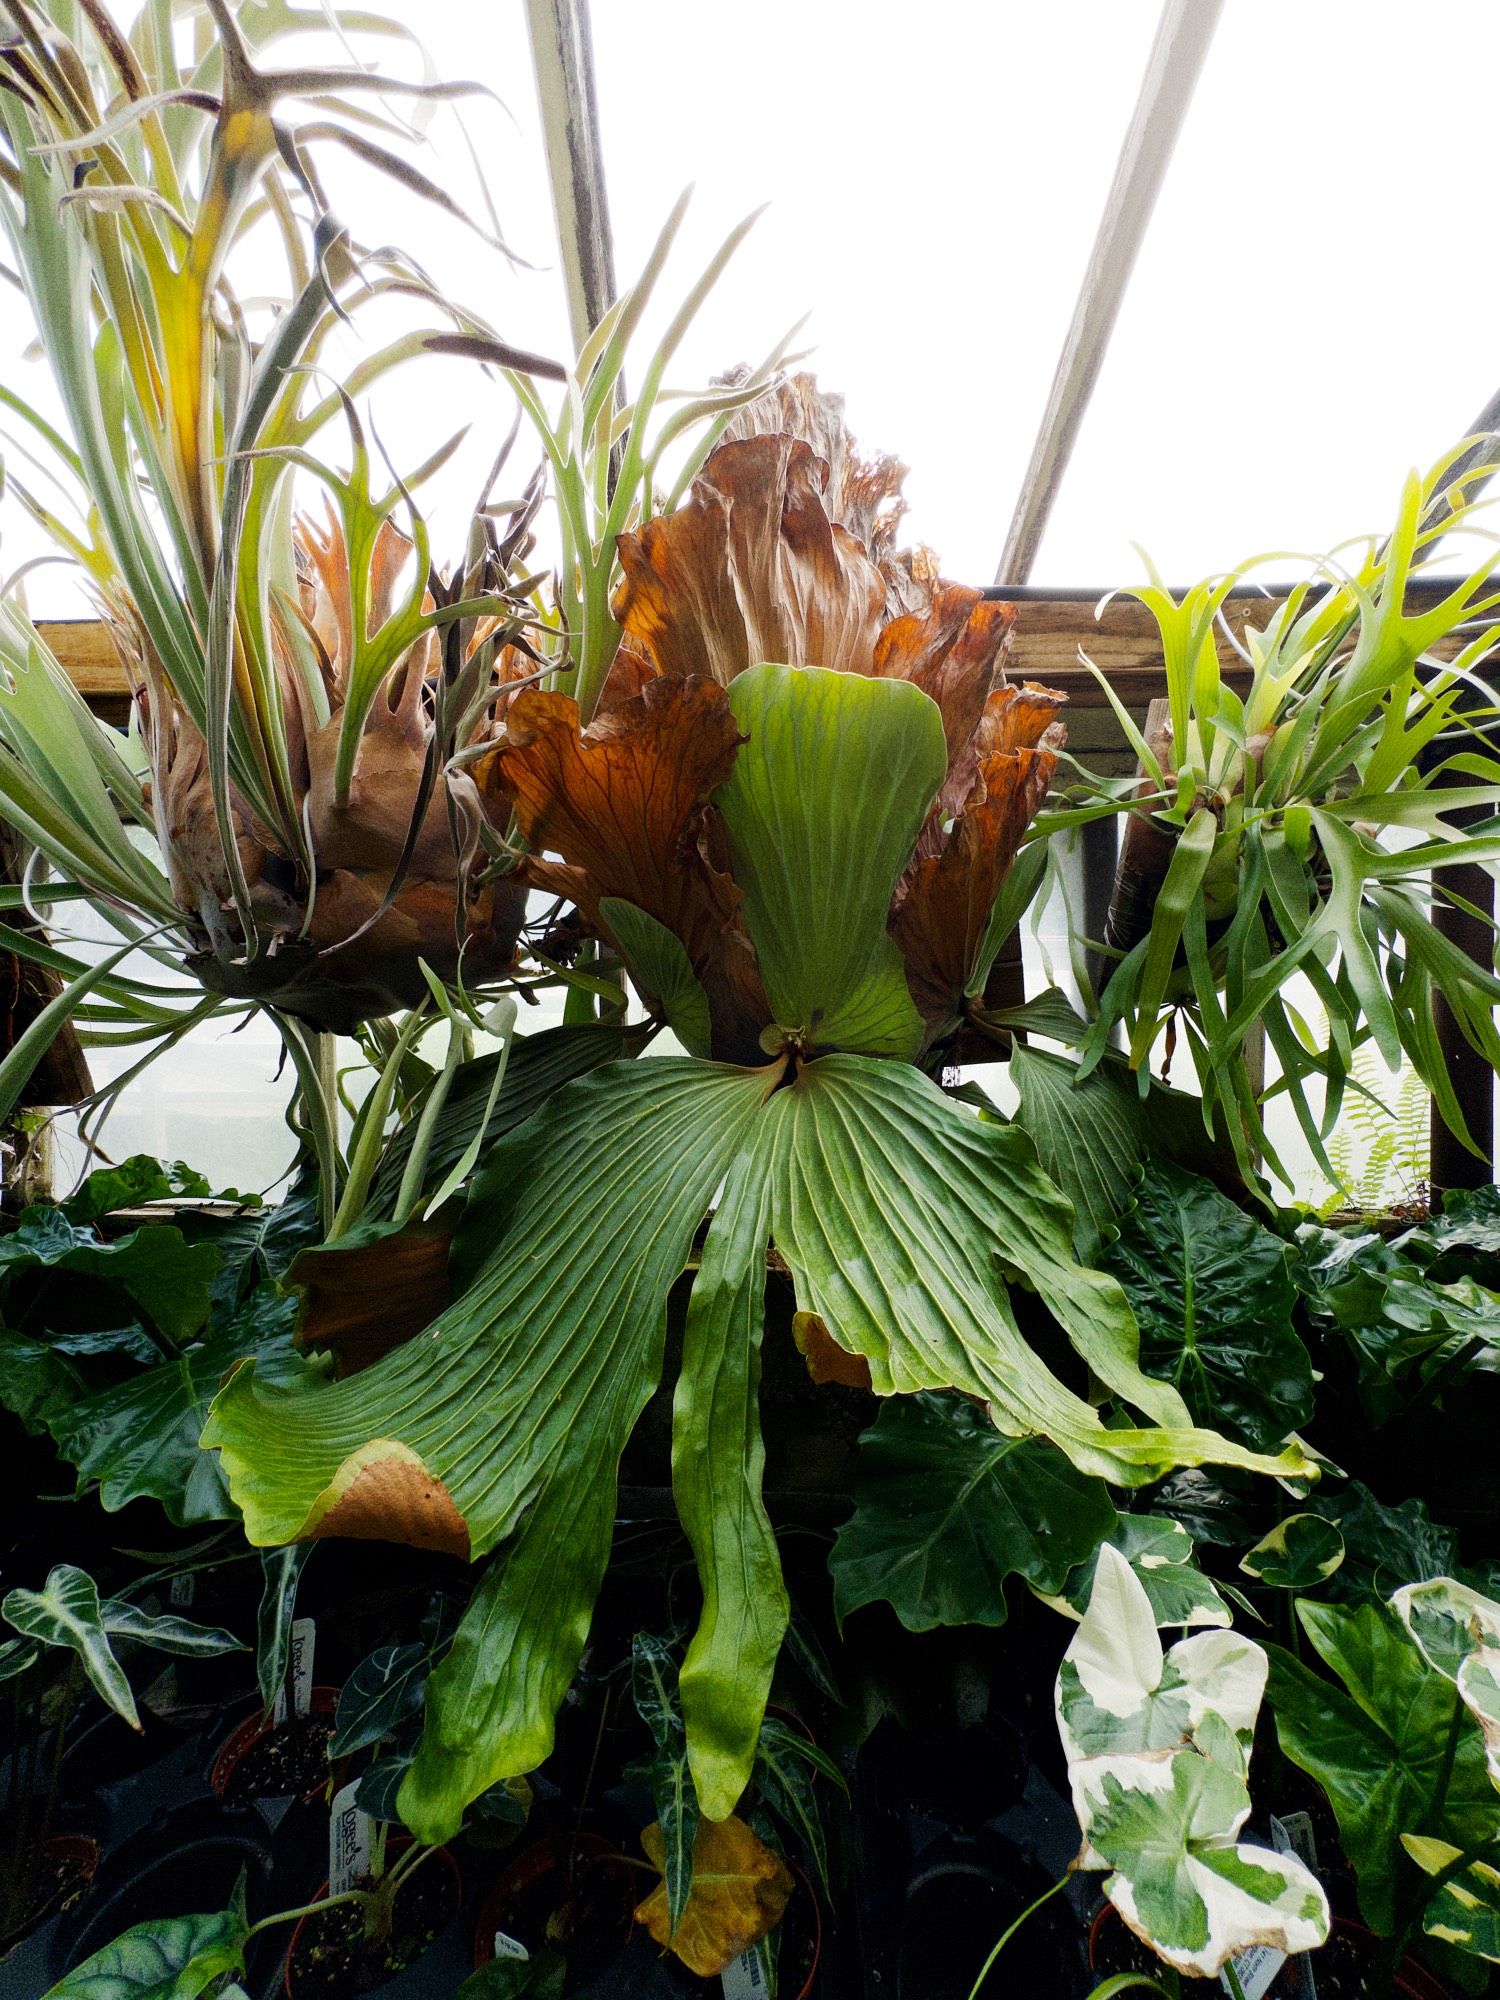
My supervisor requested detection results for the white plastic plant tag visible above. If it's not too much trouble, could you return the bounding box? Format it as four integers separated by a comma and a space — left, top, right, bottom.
273, 1616, 316, 1724
721, 1947, 769, 1998
1220, 1940, 1286, 2000
1271, 1815, 1320, 1999
329, 1779, 382, 1894
169, 1571, 195, 1608
491, 1932, 529, 1962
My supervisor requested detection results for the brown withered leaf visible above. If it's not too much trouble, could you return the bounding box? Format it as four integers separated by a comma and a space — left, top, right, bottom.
635, 1815, 793, 1977
613, 436, 886, 682
874, 585, 1017, 788
303, 1440, 470, 1558
793, 1310, 874, 1391
891, 701, 1064, 1044
287, 1214, 455, 1378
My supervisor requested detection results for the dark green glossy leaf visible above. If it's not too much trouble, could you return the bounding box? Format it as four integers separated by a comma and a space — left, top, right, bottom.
752, 1717, 844, 1894
43, 1906, 247, 2000
1105, 1164, 1313, 1449
0, 1210, 220, 1344
828, 1391, 1115, 1631
61, 1156, 223, 1225
1307, 1483, 1460, 1607
1050, 1514, 1231, 1629
257, 1544, 313, 1713
1010, 1046, 1150, 1261
455, 1951, 565, 2000
332, 1642, 430, 1757
357, 1754, 412, 1825
1240, 1515, 1345, 1590
1266, 1601, 1499, 1932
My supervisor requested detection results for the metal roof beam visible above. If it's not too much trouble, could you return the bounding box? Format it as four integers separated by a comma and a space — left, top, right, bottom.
995, 0, 1224, 586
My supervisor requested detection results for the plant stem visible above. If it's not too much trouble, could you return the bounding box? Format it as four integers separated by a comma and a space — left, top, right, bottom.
244, 1887, 369, 1942
966, 1873, 1070, 2000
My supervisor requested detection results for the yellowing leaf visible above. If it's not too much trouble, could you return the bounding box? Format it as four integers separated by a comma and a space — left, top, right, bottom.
634, 1814, 792, 1977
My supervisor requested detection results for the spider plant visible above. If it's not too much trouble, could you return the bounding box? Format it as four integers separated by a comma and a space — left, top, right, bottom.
0, 0, 564, 1177
1079, 443, 1500, 1187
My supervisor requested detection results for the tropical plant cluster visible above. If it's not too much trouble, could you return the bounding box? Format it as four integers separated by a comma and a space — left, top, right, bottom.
2, 4, 1500, 1999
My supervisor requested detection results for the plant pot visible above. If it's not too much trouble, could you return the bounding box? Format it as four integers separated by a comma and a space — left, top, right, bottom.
48, 1800, 282, 1991
475, 1838, 821, 2000
210, 1688, 340, 1805
1088, 1902, 1453, 1999
0, 1833, 98, 1958
284, 1843, 462, 2000
473, 1834, 637, 1990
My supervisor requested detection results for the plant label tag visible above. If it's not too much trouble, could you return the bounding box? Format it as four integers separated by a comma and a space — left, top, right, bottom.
1270, 1815, 1320, 1999
491, 1932, 529, 1962
1220, 1941, 1286, 2000
274, 1617, 316, 1724
169, 1571, 195, 1608
329, 1779, 381, 1894
721, 1948, 769, 1998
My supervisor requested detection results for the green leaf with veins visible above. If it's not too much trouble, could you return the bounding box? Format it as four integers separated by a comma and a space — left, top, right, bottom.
0, 1210, 221, 1344
98, 1602, 246, 1658
332, 1642, 431, 1757
1403, 1837, 1500, 1961
631, 1634, 698, 1930
751, 1717, 845, 1896
42, 1906, 247, 2000
1105, 1163, 1313, 1449
1309, 1482, 1460, 1606
206, 1057, 1309, 1842
3, 1565, 139, 1727
601, 898, 712, 1055
1079, 1753, 1329, 1976
1048, 1514, 1231, 1629
715, 663, 946, 1057
828, 1390, 1116, 1631
1266, 1599, 1500, 1931
1240, 1514, 1345, 1590
1010, 1046, 1150, 1261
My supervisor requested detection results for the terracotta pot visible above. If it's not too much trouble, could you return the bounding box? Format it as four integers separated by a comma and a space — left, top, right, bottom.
209, 1686, 341, 1803
473, 1832, 637, 1982
0, 1833, 99, 1953
284, 1840, 462, 2000
1088, 1902, 1452, 1999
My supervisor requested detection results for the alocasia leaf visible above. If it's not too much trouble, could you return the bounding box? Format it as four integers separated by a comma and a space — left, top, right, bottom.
207, 1057, 1309, 1842
715, 663, 947, 1058
1047, 1514, 1231, 1630
456, 1954, 566, 2000
1266, 1599, 1500, 1931
257, 1543, 312, 1712
331, 1643, 431, 1757
1104, 1163, 1313, 1449
632, 1636, 698, 1931
1240, 1514, 1346, 1591
634, 1815, 792, 1977
1057, 1547, 1328, 1977
97, 1602, 246, 1658
751, 1717, 845, 1896
827, 1390, 1116, 1630
43, 1907, 247, 2000
3, 1565, 139, 1727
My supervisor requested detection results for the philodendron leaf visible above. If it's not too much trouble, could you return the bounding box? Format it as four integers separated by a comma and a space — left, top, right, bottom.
3, 1565, 139, 1728
1266, 1599, 1500, 1932
715, 663, 946, 1057
43, 1907, 247, 2000
1240, 1514, 1346, 1591
0, 1211, 221, 1344
1058, 1547, 1328, 1978
828, 1390, 1116, 1630
1046, 1515, 1231, 1630
207, 1055, 1310, 1843
1402, 1836, 1500, 1961
1104, 1163, 1314, 1450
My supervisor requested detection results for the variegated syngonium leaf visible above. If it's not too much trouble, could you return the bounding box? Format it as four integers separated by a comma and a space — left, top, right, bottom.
1058, 1546, 1330, 1976
1393, 1577, 1500, 1789
1402, 1835, 1500, 1962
